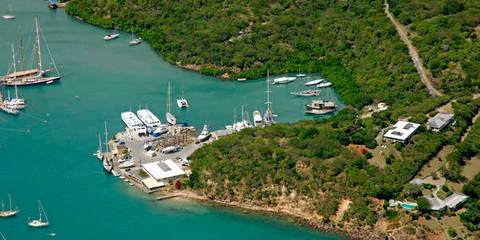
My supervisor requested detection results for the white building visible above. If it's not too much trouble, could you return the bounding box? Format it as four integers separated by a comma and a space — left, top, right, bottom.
427, 113, 454, 132
142, 159, 186, 184
425, 192, 468, 211
384, 121, 420, 143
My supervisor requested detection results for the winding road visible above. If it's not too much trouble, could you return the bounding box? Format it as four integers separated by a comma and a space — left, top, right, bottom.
384, 1, 443, 96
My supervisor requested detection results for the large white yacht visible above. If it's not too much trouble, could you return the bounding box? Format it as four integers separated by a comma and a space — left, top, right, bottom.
137, 109, 161, 128
121, 111, 147, 135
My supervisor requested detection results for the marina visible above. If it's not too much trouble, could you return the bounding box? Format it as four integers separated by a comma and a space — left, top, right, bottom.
0, 2, 346, 239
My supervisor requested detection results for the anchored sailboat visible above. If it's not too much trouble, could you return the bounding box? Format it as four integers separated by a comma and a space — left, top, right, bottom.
27, 200, 49, 227
93, 132, 103, 160
1, 4, 15, 19
102, 121, 113, 173
166, 82, 177, 125
128, 27, 141, 45
0, 194, 19, 217
2, 17, 61, 86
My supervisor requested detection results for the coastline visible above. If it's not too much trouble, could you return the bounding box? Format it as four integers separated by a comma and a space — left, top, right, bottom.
168, 190, 383, 240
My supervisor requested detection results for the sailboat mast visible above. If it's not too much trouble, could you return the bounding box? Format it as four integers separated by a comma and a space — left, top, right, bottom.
8, 194, 12, 211
19, 26, 24, 71
266, 70, 272, 112
167, 82, 171, 113
11, 43, 16, 75
35, 17, 43, 73
104, 121, 109, 152
38, 200, 42, 222
98, 132, 102, 153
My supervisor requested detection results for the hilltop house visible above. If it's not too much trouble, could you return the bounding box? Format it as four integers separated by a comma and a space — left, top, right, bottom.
425, 192, 468, 211
384, 121, 420, 143
427, 113, 454, 132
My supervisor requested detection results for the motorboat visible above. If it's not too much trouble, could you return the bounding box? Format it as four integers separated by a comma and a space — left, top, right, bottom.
272, 76, 296, 84
152, 126, 169, 137
305, 100, 337, 115
317, 80, 332, 88
119, 160, 135, 169
197, 124, 211, 141
161, 145, 180, 154
103, 158, 113, 173
103, 33, 119, 40
129, 38, 142, 45
252, 110, 263, 128
305, 79, 323, 86
296, 73, 306, 77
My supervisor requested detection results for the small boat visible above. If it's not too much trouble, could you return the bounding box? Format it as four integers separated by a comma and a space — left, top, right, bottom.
252, 110, 263, 128
197, 125, 211, 141
28, 200, 49, 227
290, 89, 321, 97
93, 132, 103, 160
103, 158, 113, 173
1, 5, 15, 19
119, 160, 135, 169
317, 80, 332, 88
3, 87, 25, 110
305, 79, 323, 86
237, 78, 247, 82
305, 100, 336, 115
0, 105, 19, 115
112, 170, 120, 177
177, 98, 189, 108
129, 38, 141, 45
166, 82, 176, 124
272, 76, 296, 84
50, 233, 56, 237
161, 145, 180, 154
0, 194, 19, 217
296, 73, 306, 77
47, 0, 57, 9
103, 33, 119, 40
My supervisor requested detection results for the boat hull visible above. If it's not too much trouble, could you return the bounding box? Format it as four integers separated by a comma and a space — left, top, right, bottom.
28, 220, 49, 227
305, 109, 336, 115
0, 210, 19, 217
6, 76, 61, 87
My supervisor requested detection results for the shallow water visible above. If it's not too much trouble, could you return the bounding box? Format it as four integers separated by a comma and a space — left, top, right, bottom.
0, 1, 346, 239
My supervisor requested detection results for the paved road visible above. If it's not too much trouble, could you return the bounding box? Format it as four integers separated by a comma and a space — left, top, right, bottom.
384, 1, 442, 96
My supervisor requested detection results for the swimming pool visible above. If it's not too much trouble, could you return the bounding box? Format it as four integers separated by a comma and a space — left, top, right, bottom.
401, 203, 416, 210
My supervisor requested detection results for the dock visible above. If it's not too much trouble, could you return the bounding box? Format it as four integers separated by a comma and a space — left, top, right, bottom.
156, 194, 181, 201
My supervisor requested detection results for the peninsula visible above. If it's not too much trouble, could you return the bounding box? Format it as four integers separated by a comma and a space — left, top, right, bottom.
64, 0, 480, 239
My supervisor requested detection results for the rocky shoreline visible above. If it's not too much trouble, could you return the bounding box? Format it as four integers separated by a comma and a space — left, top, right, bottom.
172, 190, 384, 240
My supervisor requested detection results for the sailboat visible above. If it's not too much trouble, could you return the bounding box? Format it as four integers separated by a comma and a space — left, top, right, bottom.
2, 18, 61, 86
241, 105, 253, 129
0, 90, 19, 115
102, 121, 113, 173
176, 84, 189, 108
264, 71, 275, 126
28, 200, 49, 227
0, 194, 19, 217
166, 82, 177, 125
128, 28, 141, 45
93, 132, 103, 160
1, 4, 15, 19
290, 77, 321, 97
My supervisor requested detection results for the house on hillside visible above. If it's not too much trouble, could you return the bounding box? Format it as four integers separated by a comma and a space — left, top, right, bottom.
427, 113, 454, 132
383, 121, 420, 143
425, 192, 469, 211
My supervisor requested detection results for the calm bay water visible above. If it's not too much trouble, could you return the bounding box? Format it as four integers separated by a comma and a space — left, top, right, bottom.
0, 1, 346, 239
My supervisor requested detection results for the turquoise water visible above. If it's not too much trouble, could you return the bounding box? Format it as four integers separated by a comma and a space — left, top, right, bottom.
0, 1, 346, 239
401, 203, 416, 210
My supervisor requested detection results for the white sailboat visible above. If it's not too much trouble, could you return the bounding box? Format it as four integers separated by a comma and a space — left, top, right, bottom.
264, 70, 275, 125
93, 132, 103, 160
0, 194, 19, 217
1, 4, 15, 19
197, 124, 211, 141
102, 121, 113, 173
305, 79, 323, 86
128, 28, 141, 45
241, 105, 252, 129
2, 18, 61, 86
166, 82, 177, 125
317, 80, 332, 88
272, 76, 296, 84
3, 45, 26, 110
27, 200, 49, 227
176, 84, 189, 108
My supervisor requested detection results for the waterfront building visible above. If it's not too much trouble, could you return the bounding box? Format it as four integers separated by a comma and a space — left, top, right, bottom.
141, 160, 186, 184
427, 113, 454, 132
383, 121, 420, 143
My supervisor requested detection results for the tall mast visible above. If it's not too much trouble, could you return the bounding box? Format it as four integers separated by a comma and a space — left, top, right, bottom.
266, 70, 272, 112
104, 121, 109, 152
19, 26, 24, 71
11, 43, 16, 75
167, 82, 171, 113
233, 106, 237, 131
35, 17, 43, 72
38, 200, 42, 222
8, 194, 12, 211
98, 132, 102, 153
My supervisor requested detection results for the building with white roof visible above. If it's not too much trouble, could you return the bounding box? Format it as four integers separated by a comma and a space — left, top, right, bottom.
425, 192, 468, 211
142, 159, 186, 184
427, 113, 454, 132
137, 109, 162, 128
121, 111, 147, 135
384, 121, 420, 143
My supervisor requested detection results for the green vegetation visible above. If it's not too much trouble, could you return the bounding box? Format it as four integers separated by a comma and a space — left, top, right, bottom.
389, 0, 480, 97
416, 197, 431, 213
461, 173, 480, 231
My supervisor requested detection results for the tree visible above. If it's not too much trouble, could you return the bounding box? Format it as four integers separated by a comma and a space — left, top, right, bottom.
401, 184, 422, 198
416, 197, 431, 213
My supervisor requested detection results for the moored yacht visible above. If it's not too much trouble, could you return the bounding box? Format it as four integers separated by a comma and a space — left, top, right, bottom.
104, 33, 119, 40
121, 111, 147, 135
129, 38, 141, 45
0, 194, 19, 217
177, 98, 189, 108
27, 201, 49, 227
252, 110, 263, 128
305, 100, 337, 115
317, 80, 332, 88
290, 89, 320, 97
137, 109, 161, 128
305, 79, 323, 86
197, 124, 211, 141
273, 76, 296, 84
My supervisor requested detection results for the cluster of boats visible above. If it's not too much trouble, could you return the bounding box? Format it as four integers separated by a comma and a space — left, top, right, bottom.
1, 194, 54, 234
0, 17, 62, 115
103, 27, 142, 46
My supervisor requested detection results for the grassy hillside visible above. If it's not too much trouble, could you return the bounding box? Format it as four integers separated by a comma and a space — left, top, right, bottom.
389, 0, 480, 96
